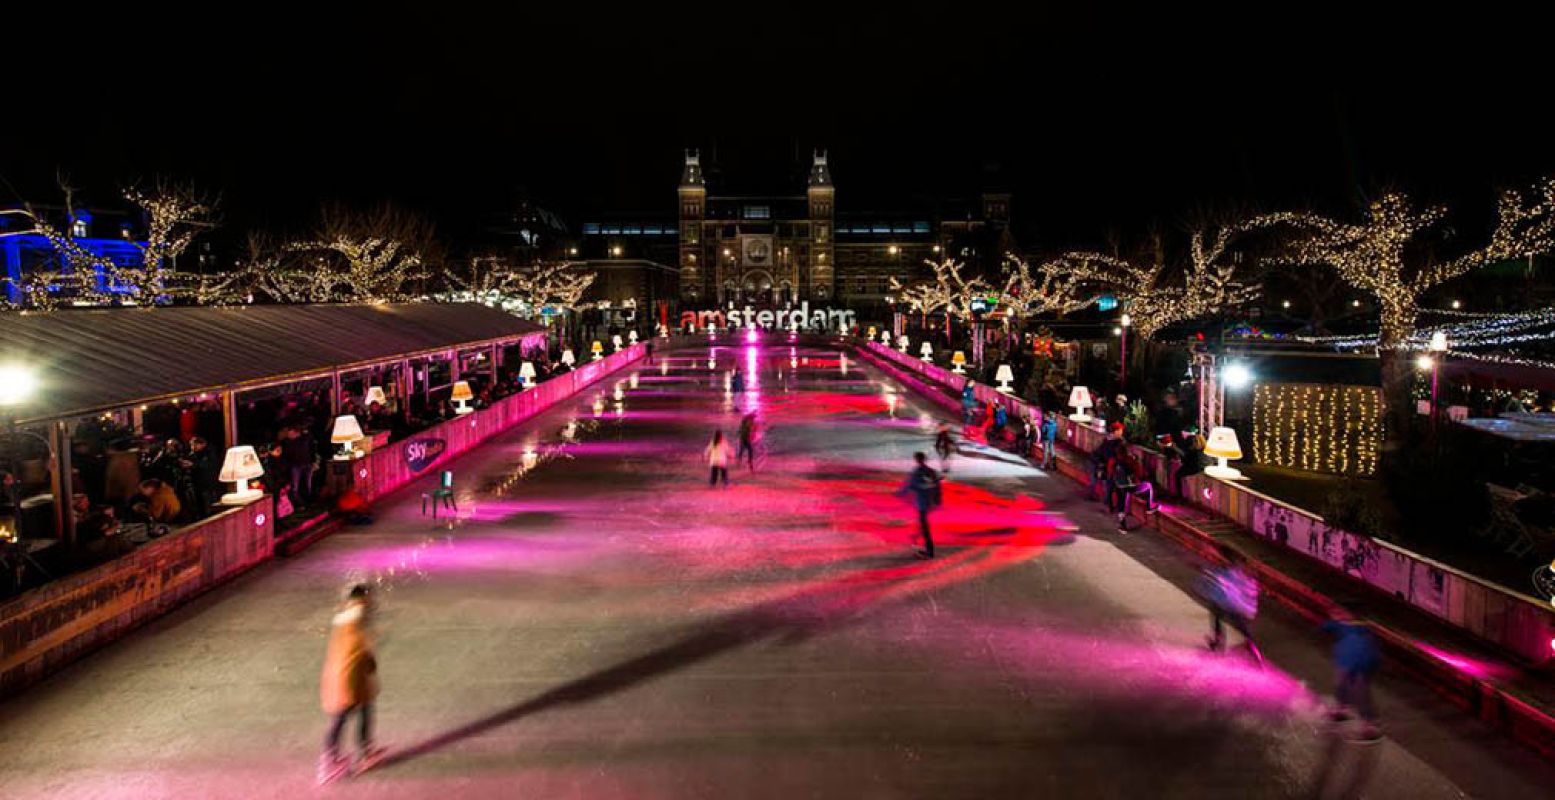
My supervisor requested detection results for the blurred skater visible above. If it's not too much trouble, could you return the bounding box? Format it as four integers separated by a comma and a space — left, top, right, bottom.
934, 423, 956, 472
1322, 617, 1382, 738
705, 430, 731, 487
1203, 547, 1263, 666
737, 413, 759, 471
318, 584, 385, 783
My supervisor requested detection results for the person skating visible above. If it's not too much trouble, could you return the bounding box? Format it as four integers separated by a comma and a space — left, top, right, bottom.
896, 452, 943, 558
705, 431, 732, 487
1203, 547, 1264, 666
934, 423, 956, 472
318, 584, 384, 783
737, 413, 759, 471
1322, 617, 1382, 739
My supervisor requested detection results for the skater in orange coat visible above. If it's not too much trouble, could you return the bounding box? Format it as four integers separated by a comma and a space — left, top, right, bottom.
318, 584, 385, 783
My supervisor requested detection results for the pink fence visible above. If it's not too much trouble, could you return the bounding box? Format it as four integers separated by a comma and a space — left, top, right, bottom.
352, 343, 647, 502
858, 341, 1555, 664
0, 496, 275, 695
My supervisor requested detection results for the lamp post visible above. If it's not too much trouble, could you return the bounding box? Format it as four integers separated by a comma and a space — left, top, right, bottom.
1427, 331, 1449, 436
1118, 313, 1131, 390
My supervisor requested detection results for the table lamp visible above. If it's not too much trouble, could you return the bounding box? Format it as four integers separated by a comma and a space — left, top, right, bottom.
951, 351, 967, 374
1068, 386, 1093, 422
920, 342, 933, 362
364, 386, 387, 408
561, 349, 576, 367
1203, 426, 1244, 479
629, 330, 639, 344
518, 361, 537, 388
995, 364, 1015, 393
591, 341, 604, 361
450, 381, 475, 414
331, 415, 365, 459
897, 335, 909, 353
611, 334, 623, 352
218, 445, 265, 504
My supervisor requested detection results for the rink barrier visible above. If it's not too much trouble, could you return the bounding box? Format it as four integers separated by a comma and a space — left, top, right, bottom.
854, 341, 1555, 666
345, 343, 649, 507
0, 345, 650, 697
856, 341, 1555, 756
0, 496, 274, 696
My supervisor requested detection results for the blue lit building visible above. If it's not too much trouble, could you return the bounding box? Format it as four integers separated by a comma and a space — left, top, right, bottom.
0, 206, 146, 304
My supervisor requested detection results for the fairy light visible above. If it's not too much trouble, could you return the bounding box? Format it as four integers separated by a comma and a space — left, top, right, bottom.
1253, 384, 1383, 477
1035, 226, 1260, 341
1249, 179, 1555, 354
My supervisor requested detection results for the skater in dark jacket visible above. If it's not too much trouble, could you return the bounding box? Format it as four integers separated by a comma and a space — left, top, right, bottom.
1322, 618, 1382, 738
896, 452, 943, 559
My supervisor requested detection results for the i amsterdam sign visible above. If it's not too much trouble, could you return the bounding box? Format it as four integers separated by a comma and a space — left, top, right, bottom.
677, 302, 857, 332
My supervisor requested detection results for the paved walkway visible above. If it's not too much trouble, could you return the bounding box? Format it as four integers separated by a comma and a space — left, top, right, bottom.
1, 340, 1552, 798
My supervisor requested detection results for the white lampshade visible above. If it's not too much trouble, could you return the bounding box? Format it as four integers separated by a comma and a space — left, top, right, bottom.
561, 349, 576, 366
217, 445, 264, 505
629, 330, 639, 344
1204, 426, 1244, 479
519, 361, 537, 381
995, 364, 1015, 393
1204, 426, 1242, 460
331, 415, 364, 444
920, 342, 933, 360
612, 334, 623, 349
1068, 385, 1093, 422
364, 386, 387, 407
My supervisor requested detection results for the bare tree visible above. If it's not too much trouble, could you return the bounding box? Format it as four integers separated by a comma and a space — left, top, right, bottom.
119, 181, 218, 305
1246, 181, 1555, 437
276, 205, 435, 302
1039, 225, 1262, 342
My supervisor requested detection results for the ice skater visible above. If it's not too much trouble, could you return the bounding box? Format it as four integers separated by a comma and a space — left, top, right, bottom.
1202, 547, 1264, 666
705, 430, 732, 487
318, 584, 385, 783
896, 452, 943, 559
737, 413, 760, 471
934, 422, 956, 472
1322, 617, 1382, 738
1039, 411, 1058, 470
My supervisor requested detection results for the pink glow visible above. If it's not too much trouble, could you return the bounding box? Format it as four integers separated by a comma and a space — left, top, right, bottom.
1415, 643, 1516, 680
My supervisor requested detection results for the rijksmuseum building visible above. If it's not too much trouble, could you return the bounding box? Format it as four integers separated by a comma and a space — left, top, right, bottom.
572, 150, 1017, 319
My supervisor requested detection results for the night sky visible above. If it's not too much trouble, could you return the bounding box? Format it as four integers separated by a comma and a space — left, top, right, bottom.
3, 7, 1550, 250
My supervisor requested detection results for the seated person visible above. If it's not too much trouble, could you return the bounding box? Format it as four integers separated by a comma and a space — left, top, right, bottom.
131, 478, 182, 529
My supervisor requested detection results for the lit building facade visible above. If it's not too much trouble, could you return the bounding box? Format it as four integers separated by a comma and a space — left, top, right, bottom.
577, 149, 1017, 313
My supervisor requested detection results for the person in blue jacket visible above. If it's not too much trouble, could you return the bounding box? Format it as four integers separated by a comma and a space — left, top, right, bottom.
895, 452, 943, 559
1322, 618, 1382, 738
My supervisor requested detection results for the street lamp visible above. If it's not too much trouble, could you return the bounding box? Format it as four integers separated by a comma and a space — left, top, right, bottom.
1118, 313, 1131, 388
0, 364, 38, 408
1426, 331, 1449, 433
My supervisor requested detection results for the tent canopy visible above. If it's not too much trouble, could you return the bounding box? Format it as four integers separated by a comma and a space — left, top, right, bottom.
2, 303, 545, 424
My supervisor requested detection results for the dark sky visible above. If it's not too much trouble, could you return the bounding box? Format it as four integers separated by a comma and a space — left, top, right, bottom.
3, 6, 1550, 250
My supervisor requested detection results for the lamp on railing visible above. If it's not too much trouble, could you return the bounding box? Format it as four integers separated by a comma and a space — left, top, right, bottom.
1068, 386, 1093, 422
364, 386, 387, 408
218, 445, 265, 505
591, 341, 604, 361
450, 381, 475, 415
920, 342, 933, 362
560, 348, 576, 368
518, 362, 537, 389
995, 364, 1015, 394
867, 326, 877, 340
628, 330, 639, 345
880, 330, 891, 345
1203, 426, 1244, 480
897, 334, 910, 353
331, 415, 365, 459
951, 351, 967, 374
612, 334, 623, 353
